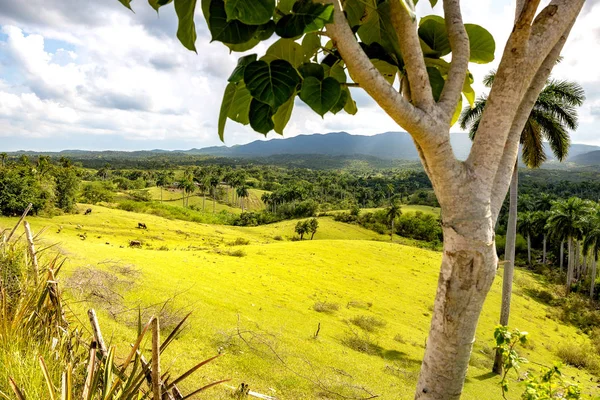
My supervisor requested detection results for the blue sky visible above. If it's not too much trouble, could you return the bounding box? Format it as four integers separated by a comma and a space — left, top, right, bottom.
0, 0, 598, 151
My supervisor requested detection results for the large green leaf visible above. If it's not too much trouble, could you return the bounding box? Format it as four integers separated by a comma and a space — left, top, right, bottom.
249, 99, 275, 134
301, 33, 321, 61
218, 82, 252, 140
266, 38, 306, 67
300, 76, 341, 116
357, 1, 402, 63
298, 63, 325, 80
276, 0, 296, 15
465, 24, 495, 64
344, 0, 367, 28
174, 0, 198, 52
344, 89, 358, 115
418, 15, 450, 57
225, 0, 275, 25
244, 59, 300, 108
228, 54, 257, 82
118, 0, 134, 10
462, 77, 475, 108
226, 21, 275, 52
427, 67, 445, 102
324, 61, 346, 83
275, 0, 334, 38
371, 59, 398, 85
273, 93, 295, 134
205, 0, 259, 44
329, 88, 349, 115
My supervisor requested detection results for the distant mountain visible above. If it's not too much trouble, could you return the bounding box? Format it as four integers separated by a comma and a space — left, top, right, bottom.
570, 150, 600, 165
192, 131, 473, 160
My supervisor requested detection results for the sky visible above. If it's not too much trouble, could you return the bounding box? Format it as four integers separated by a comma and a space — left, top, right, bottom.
0, 0, 598, 151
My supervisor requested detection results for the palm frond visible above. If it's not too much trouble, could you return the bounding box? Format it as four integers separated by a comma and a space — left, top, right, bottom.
543, 79, 586, 107
530, 109, 570, 161
483, 70, 496, 88
458, 96, 487, 139
520, 119, 546, 168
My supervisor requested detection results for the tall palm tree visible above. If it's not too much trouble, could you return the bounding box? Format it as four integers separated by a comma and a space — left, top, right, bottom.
460, 73, 584, 374
0, 152, 6, 168
583, 206, 600, 299
236, 185, 249, 212
518, 212, 537, 265
386, 199, 402, 242
547, 197, 590, 294
535, 193, 555, 263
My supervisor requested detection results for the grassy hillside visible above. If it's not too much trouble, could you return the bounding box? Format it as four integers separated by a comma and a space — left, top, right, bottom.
331, 205, 440, 217
0, 206, 597, 399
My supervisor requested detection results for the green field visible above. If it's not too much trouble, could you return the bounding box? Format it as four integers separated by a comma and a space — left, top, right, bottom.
332, 204, 441, 216
0, 205, 597, 399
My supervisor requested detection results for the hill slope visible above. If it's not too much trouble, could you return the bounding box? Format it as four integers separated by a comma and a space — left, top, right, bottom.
0, 206, 597, 399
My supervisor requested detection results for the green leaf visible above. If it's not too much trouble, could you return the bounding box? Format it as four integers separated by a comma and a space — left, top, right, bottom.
299, 76, 341, 116
298, 63, 324, 80
451, 95, 462, 126
357, 1, 402, 63
225, 0, 275, 25
424, 57, 450, 75
275, 0, 334, 38
418, 15, 450, 57
329, 87, 348, 115
276, 0, 296, 15
371, 59, 398, 85
266, 38, 306, 67
465, 24, 495, 64
324, 62, 346, 83
399, 0, 416, 21
205, 0, 259, 44
119, 0, 134, 11
273, 93, 295, 134
302, 33, 321, 61
228, 54, 257, 82
174, 0, 198, 52
344, 89, 358, 115
249, 99, 275, 134
219, 82, 236, 141
244, 59, 300, 108
218, 82, 251, 140
148, 0, 173, 11
225, 21, 275, 52
344, 0, 368, 28
427, 66, 445, 102
462, 76, 475, 108
228, 82, 252, 124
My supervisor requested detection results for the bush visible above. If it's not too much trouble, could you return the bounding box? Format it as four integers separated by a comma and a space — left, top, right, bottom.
557, 342, 600, 374
313, 301, 339, 314
129, 189, 151, 202
349, 315, 387, 332
227, 249, 246, 257
229, 237, 250, 246
395, 211, 442, 242
81, 181, 114, 204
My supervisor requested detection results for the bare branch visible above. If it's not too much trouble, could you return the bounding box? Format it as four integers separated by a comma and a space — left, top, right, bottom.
438, 0, 470, 119
325, 0, 433, 139
490, 18, 575, 223
389, 0, 435, 110
466, 0, 584, 194
515, 0, 542, 26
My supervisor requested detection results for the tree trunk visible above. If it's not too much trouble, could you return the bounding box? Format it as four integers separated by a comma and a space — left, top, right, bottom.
567, 236, 574, 294
582, 250, 588, 278
213, 189, 216, 213
415, 223, 497, 399
591, 253, 597, 300
182, 190, 185, 208
203, 193, 206, 211
391, 219, 394, 242
575, 241, 581, 280
542, 235, 546, 264
493, 161, 518, 374
560, 240, 564, 272
527, 235, 531, 265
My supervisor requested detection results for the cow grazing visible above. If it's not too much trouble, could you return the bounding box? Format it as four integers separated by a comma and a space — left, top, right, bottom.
138, 222, 147, 229
129, 240, 142, 248
84, 208, 92, 215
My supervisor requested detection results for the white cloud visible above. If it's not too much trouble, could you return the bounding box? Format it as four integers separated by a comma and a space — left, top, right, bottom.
0, 1, 598, 150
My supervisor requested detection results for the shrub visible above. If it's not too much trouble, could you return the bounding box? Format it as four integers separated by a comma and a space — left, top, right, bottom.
313, 301, 339, 314
129, 189, 152, 202
227, 249, 246, 257
273, 235, 283, 241
557, 342, 600, 374
341, 333, 379, 356
349, 315, 387, 332
229, 237, 250, 246
81, 181, 114, 204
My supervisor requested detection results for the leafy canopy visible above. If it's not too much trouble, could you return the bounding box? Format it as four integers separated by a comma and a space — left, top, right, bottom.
120, 0, 495, 141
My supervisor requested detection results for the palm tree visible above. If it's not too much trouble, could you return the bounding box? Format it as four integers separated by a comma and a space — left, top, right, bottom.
0, 152, 6, 168
236, 185, 249, 212
534, 193, 555, 263
386, 200, 402, 242
547, 197, 590, 294
583, 207, 600, 299
518, 212, 537, 265
460, 74, 584, 374
156, 170, 173, 203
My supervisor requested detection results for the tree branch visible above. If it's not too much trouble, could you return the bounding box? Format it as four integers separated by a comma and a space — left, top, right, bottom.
490, 18, 575, 223
438, 0, 470, 120
389, 0, 435, 110
465, 0, 584, 195
325, 0, 434, 140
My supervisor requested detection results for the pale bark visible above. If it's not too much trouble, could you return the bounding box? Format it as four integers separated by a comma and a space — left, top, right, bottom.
493, 162, 518, 374
527, 235, 532, 265
322, 1, 585, 398
560, 240, 564, 271
591, 253, 597, 299
542, 235, 547, 264
567, 236, 574, 294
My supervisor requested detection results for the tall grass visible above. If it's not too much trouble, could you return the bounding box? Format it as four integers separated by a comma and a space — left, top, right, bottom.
0, 221, 227, 399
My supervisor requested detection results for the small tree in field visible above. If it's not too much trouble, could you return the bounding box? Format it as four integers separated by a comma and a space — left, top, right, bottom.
118, 1, 586, 398
295, 220, 308, 240
308, 218, 319, 239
